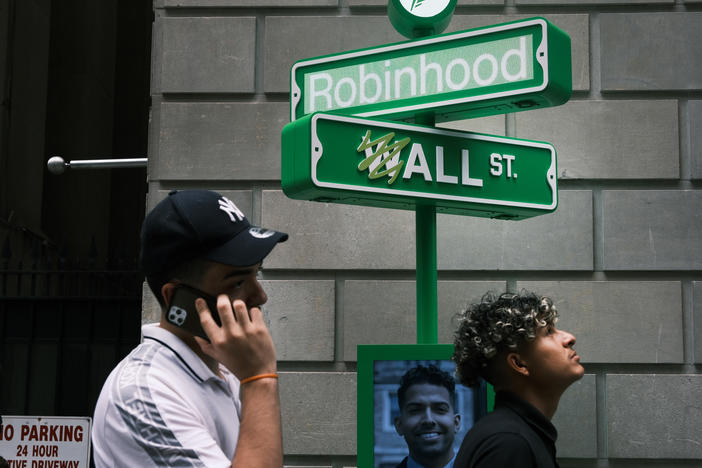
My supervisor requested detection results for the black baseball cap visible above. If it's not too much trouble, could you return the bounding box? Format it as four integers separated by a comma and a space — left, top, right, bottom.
140, 190, 288, 276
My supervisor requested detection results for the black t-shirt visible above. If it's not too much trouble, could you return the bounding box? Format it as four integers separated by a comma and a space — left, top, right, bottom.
454, 391, 559, 468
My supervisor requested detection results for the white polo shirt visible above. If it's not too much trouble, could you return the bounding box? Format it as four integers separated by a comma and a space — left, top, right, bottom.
92, 324, 241, 467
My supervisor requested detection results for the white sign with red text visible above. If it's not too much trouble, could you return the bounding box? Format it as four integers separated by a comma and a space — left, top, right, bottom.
0, 416, 91, 468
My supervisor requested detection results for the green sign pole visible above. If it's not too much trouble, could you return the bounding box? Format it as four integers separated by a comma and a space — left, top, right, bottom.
396, 0, 457, 345
414, 112, 438, 345
416, 204, 438, 344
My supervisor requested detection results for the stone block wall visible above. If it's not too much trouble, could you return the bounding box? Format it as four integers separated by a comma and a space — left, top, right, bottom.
147, 1, 702, 466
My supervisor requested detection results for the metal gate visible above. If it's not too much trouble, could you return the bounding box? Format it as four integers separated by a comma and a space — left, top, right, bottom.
1, 238, 143, 419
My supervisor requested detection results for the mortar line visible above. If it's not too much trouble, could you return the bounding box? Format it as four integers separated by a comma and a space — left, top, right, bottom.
682, 281, 695, 369
590, 12, 602, 100
592, 189, 604, 274
334, 275, 345, 367
506, 279, 517, 293
596, 371, 607, 459
254, 14, 265, 99
251, 186, 262, 227
679, 99, 691, 182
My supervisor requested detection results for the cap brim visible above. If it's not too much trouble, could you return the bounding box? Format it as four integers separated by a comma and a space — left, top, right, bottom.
202, 226, 288, 267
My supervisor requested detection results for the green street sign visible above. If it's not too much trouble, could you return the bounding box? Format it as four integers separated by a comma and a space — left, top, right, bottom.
282, 113, 557, 219
290, 17, 571, 123
387, 0, 457, 39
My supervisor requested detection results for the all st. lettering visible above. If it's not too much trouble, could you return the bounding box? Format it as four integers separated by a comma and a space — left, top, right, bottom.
490, 153, 517, 179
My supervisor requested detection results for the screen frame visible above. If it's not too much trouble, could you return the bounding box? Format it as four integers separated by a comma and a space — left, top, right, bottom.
357, 343, 490, 468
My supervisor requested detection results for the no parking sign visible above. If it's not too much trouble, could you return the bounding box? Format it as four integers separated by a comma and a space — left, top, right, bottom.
0, 416, 91, 468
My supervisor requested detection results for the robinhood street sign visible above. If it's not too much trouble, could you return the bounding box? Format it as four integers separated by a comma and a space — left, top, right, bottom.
282, 113, 557, 219
290, 17, 571, 123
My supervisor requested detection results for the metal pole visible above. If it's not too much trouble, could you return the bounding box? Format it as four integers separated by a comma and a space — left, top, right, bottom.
47, 156, 147, 174
414, 113, 438, 345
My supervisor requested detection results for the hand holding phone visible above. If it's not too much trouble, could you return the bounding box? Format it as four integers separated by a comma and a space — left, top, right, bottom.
195, 298, 277, 381
166, 284, 221, 341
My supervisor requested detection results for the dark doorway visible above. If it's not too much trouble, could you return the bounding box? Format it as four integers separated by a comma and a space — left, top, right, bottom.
1, 0, 151, 425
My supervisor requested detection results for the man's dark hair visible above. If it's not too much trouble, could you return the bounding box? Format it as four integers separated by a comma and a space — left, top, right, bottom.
452, 291, 558, 388
397, 364, 456, 411
147, 257, 213, 308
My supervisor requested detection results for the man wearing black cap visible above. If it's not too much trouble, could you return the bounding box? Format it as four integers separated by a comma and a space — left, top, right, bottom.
92, 190, 288, 467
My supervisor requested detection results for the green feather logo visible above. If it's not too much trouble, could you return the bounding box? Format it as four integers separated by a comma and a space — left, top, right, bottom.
410, 0, 425, 11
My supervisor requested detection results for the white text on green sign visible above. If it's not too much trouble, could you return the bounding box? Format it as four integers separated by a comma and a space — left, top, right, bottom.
356, 129, 520, 188
305, 36, 532, 113
291, 17, 571, 123
281, 113, 557, 219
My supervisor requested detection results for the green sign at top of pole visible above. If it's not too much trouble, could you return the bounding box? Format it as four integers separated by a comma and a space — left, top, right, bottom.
387, 0, 457, 38
290, 17, 571, 123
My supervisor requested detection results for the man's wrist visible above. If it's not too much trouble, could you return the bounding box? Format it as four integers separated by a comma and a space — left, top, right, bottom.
240, 374, 279, 392
240, 373, 278, 385
239, 375, 280, 404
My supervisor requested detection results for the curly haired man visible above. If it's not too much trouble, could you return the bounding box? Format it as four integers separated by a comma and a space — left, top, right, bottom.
452, 291, 584, 467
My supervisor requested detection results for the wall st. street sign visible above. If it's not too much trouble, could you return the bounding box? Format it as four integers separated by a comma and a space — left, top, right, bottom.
282, 113, 557, 219
290, 17, 571, 123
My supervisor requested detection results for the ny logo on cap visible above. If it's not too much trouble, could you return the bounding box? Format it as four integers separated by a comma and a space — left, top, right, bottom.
218, 197, 245, 222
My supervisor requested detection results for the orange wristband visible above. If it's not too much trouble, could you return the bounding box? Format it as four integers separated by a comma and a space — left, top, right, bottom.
240, 373, 279, 385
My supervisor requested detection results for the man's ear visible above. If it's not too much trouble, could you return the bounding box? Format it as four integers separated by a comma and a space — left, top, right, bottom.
506, 352, 529, 377
161, 282, 178, 308
453, 413, 461, 433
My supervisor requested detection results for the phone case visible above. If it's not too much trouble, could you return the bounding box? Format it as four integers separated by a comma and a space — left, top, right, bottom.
166, 285, 221, 341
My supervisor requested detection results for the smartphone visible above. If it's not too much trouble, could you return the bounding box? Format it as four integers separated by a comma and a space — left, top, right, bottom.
166, 284, 221, 341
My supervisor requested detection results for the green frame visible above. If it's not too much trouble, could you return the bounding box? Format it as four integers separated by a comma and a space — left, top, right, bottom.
290, 17, 571, 123
357, 344, 491, 468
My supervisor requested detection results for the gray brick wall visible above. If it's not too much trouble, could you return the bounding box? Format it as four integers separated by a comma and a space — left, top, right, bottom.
518, 281, 684, 363
438, 190, 594, 270
602, 191, 702, 270
607, 375, 702, 459
552, 374, 597, 459
690, 100, 702, 180
148, 1, 701, 465
342, 280, 506, 360
515, 100, 679, 179
694, 281, 701, 364
157, 102, 288, 180
159, 17, 256, 93
600, 13, 702, 91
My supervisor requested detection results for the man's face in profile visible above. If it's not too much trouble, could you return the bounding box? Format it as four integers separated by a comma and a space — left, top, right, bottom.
394, 383, 460, 463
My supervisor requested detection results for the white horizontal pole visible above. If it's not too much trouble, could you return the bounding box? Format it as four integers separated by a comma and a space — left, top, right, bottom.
47, 156, 147, 174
